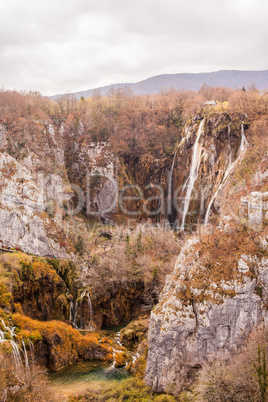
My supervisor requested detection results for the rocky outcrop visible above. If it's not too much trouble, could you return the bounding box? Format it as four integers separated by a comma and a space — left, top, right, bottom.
12, 313, 111, 371
0, 152, 72, 257
121, 317, 149, 350
145, 225, 268, 394
74, 280, 146, 329
240, 191, 268, 230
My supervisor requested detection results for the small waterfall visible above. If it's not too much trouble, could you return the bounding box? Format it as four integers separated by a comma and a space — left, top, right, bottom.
204, 122, 248, 225
22, 339, 31, 382
10, 340, 23, 375
72, 301, 78, 329
240, 121, 249, 154
110, 331, 124, 369
87, 293, 94, 329
114, 331, 123, 348
75, 289, 95, 330
180, 119, 204, 230
0, 318, 30, 379
69, 300, 73, 322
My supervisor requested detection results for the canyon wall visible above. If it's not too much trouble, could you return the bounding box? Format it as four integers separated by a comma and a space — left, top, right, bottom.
145, 113, 268, 393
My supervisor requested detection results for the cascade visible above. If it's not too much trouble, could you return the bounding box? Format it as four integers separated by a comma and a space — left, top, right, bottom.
72, 301, 78, 328
180, 119, 204, 230
74, 289, 95, 329
87, 292, 94, 329
110, 331, 125, 369
0, 319, 24, 376
69, 300, 73, 322
204, 122, 248, 225
22, 339, 31, 382
114, 331, 123, 348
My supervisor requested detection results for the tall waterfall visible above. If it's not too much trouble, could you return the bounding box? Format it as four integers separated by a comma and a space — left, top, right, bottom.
180, 119, 204, 230
204, 122, 248, 225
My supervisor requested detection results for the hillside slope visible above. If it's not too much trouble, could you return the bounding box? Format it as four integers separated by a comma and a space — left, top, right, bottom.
51, 70, 268, 99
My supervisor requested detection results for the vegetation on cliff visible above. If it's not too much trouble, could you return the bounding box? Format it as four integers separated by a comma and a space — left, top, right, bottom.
0, 85, 268, 400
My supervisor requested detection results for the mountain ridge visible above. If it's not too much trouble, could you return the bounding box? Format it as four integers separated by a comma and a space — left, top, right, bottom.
50, 69, 268, 99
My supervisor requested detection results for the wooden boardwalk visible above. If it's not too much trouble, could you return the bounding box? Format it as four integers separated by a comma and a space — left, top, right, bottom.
0, 247, 18, 254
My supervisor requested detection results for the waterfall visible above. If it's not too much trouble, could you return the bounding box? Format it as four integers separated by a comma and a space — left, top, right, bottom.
72, 301, 78, 328
204, 122, 248, 225
22, 340, 31, 382
110, 331, 124, 369
69, 300, 73, 322
0, 319, 23, 376
87, 292, 94, 328
76, 289, 95, 330
240, 122, 249, 154
180, 119, 204, 230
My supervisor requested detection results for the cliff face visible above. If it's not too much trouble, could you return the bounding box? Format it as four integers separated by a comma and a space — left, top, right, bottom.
145, 114, 268, 394
170, 113, 247, 229
0, 119, 120, 255
0, 111, 252, 255
145, 230, 268, 393
0, 151, 72, 257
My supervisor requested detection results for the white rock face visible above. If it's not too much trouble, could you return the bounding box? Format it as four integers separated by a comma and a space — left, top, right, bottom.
240, 191, 268, 229
145, 235, 268, 394
86, 142, 119, 216
0, 152, 71, 257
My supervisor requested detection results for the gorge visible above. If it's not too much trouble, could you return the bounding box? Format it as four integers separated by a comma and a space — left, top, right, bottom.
0, 87, 267, 400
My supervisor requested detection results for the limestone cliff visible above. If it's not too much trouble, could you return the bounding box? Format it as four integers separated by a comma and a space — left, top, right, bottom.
0, 152, 72, 257
0, 118, 119, 254
145, 113, 268, 394
145, 229, 268, 393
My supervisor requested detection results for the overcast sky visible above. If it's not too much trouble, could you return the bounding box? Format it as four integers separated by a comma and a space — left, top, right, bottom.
0, 0, 267, 96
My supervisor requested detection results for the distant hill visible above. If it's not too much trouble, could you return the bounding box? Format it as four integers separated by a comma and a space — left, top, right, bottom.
51, 70, 268, 99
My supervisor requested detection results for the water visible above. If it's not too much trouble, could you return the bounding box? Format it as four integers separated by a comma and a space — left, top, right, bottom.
72, 300, 78, 328
204, 122, 248, 225
87, 292, 94, 328
49, 361, 130, 383
0, 318, 30, 380
49, 360, 131, 399
69, 300, 73, 322
73, 289, 95, 329
180, 120, 204, 230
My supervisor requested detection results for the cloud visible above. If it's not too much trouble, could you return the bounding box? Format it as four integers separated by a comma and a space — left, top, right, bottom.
0, 0, 267, 95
